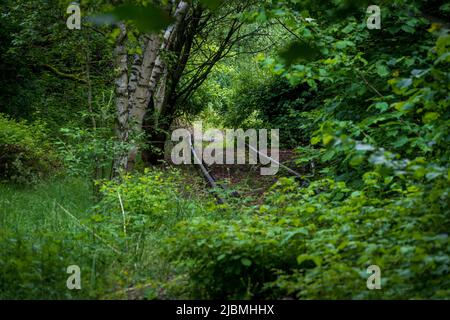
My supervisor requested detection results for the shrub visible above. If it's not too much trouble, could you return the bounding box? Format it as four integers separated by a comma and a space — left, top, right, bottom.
97, 169, 194, 230
164, 176, 449, 299
164, 213, 302, 299
0, 114, 57, 184
95, 169, 209, 261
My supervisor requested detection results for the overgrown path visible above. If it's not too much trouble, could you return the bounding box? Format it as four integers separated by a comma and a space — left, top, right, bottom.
186, 146, 309, 204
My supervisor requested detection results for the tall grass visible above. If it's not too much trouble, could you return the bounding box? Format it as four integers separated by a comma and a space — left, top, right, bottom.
0, 177, 93, 234
0, 177, 105, 299
0, 171, 213, 299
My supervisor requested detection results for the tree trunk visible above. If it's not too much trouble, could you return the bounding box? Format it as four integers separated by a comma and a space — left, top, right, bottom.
113, 1, 190, 174
125, 34, 162, 171
113, 22, 129, 174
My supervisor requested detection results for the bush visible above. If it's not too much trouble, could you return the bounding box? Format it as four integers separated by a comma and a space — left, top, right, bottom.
0, 114, 57, 184
164, 176, 449, 299
164, 214, 302, 299
97, 169, 196, 230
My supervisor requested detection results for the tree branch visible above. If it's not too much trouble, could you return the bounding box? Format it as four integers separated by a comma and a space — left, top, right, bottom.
41, 64, 87, 84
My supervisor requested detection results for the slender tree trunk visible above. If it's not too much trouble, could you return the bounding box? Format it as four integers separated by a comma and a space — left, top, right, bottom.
113, 22, 130, 174
126, 34, 162, 171
113, 1, 191, 174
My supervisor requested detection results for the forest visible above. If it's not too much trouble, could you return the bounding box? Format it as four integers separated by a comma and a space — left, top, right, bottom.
0, 0, 449, 300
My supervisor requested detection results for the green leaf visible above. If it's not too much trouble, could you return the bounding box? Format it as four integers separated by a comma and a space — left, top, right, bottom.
374, 102, 389, 112
392, 136, 409, 148
311, 136, 321, 145
335, 40, 354, 49
342, 23, 354, 34
217, 254, 226, 261
241, 258, 252, 267
397, 78, 413, 90
423, 112, 439, 124
282, 228, 309, 244
297, 255, 321, 268
376, 64, 390, 77
355, 143, 375, 151
322, 134, 334, 146
88, 4, 174, 32
350, 154, 365, 167
393, 101, 414, 112
401, 25, 416, 34
321, 150, 336, 162
200, 0, 223, 10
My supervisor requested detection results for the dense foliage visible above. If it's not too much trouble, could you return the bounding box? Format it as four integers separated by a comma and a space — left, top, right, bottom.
0, 0, 448, 300
167, 175, 449, 299
0, 114, 58, 184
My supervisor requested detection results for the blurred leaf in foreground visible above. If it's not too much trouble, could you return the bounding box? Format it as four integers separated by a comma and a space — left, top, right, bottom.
199, 0, 224, 11
87, 4, 174, 32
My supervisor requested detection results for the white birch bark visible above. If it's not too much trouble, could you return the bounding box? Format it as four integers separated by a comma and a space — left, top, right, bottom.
113, 22, 130, 172
126, 34, 162, 169
148, 1, 190, 96
115, 1, 191, 172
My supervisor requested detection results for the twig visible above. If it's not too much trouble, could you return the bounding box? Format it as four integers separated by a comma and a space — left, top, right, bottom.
275, 17, 303, 42
41, 64, 87, 84
356, 70, 384, 98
